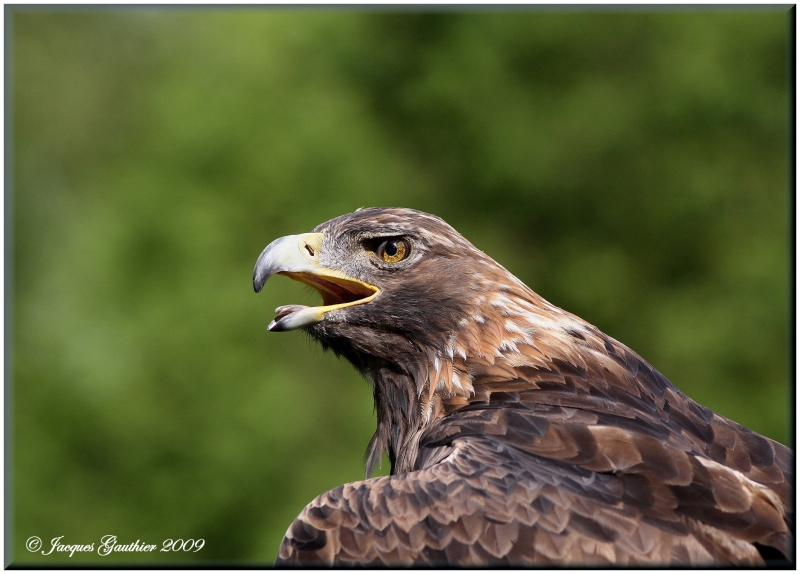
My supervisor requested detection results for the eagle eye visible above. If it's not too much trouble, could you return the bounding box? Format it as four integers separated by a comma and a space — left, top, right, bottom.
374, 238, 410, 263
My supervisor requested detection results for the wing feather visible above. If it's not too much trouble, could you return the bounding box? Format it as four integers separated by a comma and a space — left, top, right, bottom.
276, 426, 783, 566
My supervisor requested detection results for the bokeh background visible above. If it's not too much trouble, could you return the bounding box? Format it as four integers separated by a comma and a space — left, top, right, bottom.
9, 7, 791, 565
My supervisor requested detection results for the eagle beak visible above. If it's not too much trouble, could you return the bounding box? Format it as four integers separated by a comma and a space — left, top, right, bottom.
253, 233, 380, 332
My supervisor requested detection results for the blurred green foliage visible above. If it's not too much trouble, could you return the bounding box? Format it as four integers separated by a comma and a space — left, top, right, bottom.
10, 8, 790, 565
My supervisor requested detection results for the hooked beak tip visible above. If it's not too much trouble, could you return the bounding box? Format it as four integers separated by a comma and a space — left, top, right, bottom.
253, 234, 315, 295
253, 272, 266, 293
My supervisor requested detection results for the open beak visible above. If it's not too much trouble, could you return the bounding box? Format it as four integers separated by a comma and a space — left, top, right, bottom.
253, 233, 380, 331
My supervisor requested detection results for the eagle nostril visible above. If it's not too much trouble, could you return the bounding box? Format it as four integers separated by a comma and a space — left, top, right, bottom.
305, 244, 315, 258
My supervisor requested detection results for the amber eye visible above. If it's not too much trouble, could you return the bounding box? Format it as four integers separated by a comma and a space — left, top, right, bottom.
376, 238, 410, 263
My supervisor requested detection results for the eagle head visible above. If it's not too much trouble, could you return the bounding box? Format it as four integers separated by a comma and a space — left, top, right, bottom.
255, 207, 513, 359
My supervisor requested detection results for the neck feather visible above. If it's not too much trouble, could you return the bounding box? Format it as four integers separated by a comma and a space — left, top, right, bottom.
314, 274, 628, 477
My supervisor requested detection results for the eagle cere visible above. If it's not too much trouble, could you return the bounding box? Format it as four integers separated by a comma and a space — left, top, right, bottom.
253, 208, 792, 566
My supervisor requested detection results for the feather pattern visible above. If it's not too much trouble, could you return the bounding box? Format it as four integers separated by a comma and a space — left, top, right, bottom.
258, 208, 792, 566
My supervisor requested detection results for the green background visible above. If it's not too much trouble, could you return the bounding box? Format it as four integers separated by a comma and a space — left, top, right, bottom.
9, 8, 791, 565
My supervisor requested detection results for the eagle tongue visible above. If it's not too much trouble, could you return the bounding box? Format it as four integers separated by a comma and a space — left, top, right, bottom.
274, 304, 308, 318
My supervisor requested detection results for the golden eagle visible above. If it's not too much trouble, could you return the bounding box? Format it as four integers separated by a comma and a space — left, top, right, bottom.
253, 208, 792, 566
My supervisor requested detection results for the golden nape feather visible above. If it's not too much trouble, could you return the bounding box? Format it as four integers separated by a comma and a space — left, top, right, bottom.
253, 207, 792, 566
